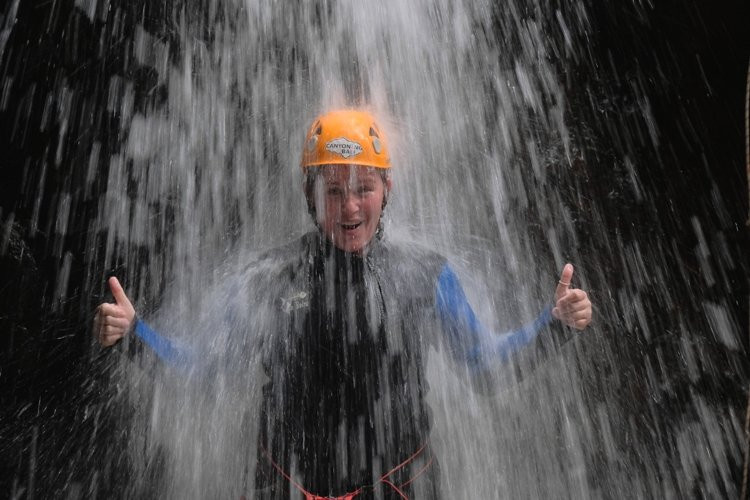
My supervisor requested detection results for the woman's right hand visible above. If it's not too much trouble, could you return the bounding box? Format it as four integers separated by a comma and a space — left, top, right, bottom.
94, 277, 136, 347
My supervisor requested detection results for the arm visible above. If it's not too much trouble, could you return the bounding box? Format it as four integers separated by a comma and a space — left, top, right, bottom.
128, 318, 194, 369
94, 277, 193, 370
434, 262, 592, 375
435, 263, 554, 374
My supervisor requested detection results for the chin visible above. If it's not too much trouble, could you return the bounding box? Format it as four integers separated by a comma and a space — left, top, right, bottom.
337, 241, 364, 254
331, 234, 370, 254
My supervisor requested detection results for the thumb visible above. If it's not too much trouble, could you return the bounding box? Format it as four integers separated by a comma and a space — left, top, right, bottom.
555, 263, 574, 301
108, 277, 132, 308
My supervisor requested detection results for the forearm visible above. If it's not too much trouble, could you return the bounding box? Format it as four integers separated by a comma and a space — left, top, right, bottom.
435, 263, 576, 384
121, 317, 194, 371
465, 306, 554, 372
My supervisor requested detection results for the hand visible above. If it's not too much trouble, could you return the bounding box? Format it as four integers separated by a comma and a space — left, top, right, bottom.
552, 264, 592, 331
94, 277, 136, 347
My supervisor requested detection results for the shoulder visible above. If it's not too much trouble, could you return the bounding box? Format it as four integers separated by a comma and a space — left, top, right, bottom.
216, 233, 315, 316
385, 237, 445, 263
375, 237, 448, 283
253, 233, 311, 262
240, 232, 316, 276
215, 233, 310, 305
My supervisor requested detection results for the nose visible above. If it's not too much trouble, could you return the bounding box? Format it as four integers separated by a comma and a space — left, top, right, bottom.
342, 191, 359, 216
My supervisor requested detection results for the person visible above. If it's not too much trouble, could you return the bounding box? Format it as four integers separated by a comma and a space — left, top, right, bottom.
94, 109, 592, 499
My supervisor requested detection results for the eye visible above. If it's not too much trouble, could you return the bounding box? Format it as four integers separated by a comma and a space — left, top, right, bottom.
327, 186, 343, 196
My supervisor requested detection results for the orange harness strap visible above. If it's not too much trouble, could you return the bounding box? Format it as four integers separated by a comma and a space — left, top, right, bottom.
260, 443, 433, 500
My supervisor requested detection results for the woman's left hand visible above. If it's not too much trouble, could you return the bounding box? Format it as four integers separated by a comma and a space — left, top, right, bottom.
552, 263, 592, 331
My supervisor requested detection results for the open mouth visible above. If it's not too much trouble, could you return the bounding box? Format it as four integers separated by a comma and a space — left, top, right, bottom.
340, 222, 362, 231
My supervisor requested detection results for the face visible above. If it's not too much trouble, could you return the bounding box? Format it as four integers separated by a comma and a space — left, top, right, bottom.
312, 165, 392, 254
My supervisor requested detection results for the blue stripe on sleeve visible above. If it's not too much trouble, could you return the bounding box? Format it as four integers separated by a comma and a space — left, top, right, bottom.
133, 319, 193, 369
435, 263, 553, 373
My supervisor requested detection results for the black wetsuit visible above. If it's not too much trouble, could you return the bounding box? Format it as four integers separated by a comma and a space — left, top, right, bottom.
255, 233, 442, 498
130, 231, 555, 499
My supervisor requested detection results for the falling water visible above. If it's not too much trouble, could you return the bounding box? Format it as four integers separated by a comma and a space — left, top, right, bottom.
1, 0, 746, 498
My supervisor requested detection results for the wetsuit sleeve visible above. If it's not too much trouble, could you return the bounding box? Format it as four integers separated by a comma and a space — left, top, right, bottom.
125, 318, 195, 371
434, 263, 555, 375
122, 275, 256, 374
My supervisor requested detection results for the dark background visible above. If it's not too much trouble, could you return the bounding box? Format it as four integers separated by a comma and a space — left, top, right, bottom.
0, 0, 747, 497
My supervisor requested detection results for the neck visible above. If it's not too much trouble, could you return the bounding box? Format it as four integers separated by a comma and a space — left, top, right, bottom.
318, 234, 380, 259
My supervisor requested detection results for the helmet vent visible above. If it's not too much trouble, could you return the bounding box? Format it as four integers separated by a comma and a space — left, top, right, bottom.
314, 124, 322, 135
369, 127, 379, 138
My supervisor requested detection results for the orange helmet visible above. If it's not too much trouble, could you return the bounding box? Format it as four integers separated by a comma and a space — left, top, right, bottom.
300, 109, 390, 169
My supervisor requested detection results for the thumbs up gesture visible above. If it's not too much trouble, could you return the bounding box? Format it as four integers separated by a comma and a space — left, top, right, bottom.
94, 277, 136, 347
552, 264, 592, 331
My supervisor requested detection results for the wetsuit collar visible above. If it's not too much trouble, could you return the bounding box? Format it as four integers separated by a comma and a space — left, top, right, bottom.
314, 230, 385, 262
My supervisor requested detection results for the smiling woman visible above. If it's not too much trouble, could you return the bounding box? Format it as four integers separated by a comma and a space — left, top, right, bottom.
301, 109, 394, 255
310, 165, 392, 254
93, 109, 591, 499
